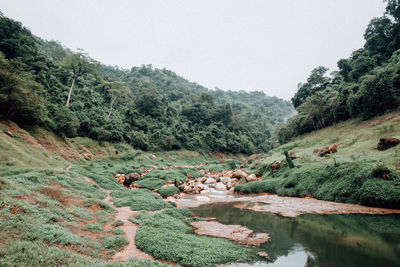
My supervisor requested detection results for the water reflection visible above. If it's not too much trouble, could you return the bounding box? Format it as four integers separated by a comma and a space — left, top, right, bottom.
191, 203, 400, 267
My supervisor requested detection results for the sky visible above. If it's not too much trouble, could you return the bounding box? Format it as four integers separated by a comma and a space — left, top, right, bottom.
0, 0, 387, 100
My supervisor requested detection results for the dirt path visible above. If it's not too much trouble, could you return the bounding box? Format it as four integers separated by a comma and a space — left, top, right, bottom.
82, 176, 154, 261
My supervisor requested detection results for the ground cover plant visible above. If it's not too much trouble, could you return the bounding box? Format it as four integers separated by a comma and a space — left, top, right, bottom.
134, 209, 257, 267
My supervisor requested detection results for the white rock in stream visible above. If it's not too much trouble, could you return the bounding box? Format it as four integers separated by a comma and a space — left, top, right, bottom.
204, 178, 217, 184
193, 196, 210, 202
215, 182, 227, 191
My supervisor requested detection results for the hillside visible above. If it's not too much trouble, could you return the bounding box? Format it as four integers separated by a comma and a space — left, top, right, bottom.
0, 14, 294, 154
236, 112, 400, 208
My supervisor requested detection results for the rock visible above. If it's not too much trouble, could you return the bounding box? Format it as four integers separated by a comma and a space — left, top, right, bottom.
249, 154, 261, 159
204, 178, 217, 184
378, 138, 400, 150
194, 183, 205, 191
151, 154, 157, 159
232, 170, 248, 179
289, 153, 299, 159
246, 174, 257, 182
220, 177, 231, 185
190, 221, 270, 246
228, 187, 235, 194
178, 185, 186, 192
238, 177, 247, 184
124, 173, 140, 187
257, 252, 270, 259
318, 143, 342, 157
4, 131, 14, 138
271, 162, 280, 171
83, 152, 94, 160
200, 190, 211, 195
215, 182, 227, 191
193, 196, 210, 202
165, 180, 175, 185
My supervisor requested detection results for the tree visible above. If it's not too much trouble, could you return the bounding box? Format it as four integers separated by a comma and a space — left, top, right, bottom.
102, 81, 130, 121
291, 66, 330, 108
62, 52, 95, 107
0, 53, 47, 123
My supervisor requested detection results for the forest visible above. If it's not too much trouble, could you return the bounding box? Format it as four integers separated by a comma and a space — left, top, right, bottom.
275, 0, 400, 144
0, 12, 293, 154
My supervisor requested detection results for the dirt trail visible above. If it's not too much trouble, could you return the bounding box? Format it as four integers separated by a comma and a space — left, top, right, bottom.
82, 176, 154, 261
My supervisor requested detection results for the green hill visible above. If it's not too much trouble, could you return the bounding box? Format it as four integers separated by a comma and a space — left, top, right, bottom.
237, 112, 400, 208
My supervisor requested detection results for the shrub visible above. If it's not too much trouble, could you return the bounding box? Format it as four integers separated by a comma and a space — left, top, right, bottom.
112, 188, 173, 211
54, 107, 80, 137
113, 220, 124, 227
103, 235, 128, 250
358, 179, 400, 208
136, 178, 165, 190
85, 223, 103, 233
158, 186, 179, 198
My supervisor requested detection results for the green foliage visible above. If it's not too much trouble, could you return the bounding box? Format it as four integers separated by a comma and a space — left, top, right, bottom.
0, 14, 294, 154
103, 235, 129, 250
236, 160, 400, 208
158, 186, 179, 198
85, 223, 103, 233
113, 220, 124, 227
136, 178, 165, 190
144, 169, 187, 182
112, 188, 173, 211
135, 211, 254, 266
54, 107, 80, 137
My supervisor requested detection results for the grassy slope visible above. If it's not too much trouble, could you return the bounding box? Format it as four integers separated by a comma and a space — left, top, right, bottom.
237, 112, 400, 208
0, 121, 257, 266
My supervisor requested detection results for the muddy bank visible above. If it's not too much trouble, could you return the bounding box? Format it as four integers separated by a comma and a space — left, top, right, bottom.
177, 194, 400, 217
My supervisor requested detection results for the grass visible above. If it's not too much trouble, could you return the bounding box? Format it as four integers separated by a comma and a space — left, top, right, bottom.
85, 223, 103, 233
238, 112, 400, 208
111, 188, 173, 211
134, 209, 256, 267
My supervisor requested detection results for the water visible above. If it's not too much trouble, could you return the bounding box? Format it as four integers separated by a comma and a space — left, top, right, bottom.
191, 203, 400, 267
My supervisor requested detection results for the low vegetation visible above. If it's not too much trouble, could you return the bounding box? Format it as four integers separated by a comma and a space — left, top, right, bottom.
237, 113, 400, 208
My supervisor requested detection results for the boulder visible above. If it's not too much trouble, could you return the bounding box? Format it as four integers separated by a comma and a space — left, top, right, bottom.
215, 182, 227, 191
246, 174, 257, 182
193, 196, 210, 202
194, 183, 205, 191
204, 178, 217, 184
378, 138, 400, 150
83, 152, 94, 160
200, 190, 211, 195
232, 170, 248, 179
238, 177, 247, 184
318, 143, 341, 157
220, 177, 231, 185
124, 173, 140, 187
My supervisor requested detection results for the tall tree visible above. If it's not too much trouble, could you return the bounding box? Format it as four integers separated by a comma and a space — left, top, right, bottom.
104, 81, 130, 122
62, 52, 95, 107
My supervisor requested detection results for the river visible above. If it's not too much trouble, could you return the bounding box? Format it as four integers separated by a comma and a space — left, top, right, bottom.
191, 202, 400, 267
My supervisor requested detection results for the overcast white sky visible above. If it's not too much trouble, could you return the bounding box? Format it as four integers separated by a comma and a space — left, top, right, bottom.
0, 0, 386, 100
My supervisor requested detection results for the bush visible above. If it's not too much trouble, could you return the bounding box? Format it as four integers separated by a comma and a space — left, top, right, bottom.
54, 107, 80, 137
136, 178, 165, 190
112, 188, 173, 211
135, 211, 254, 266
103, 235, 128, 250
358, 179, 400, 208
85, 223, 103, 233
145, 169, 187, 182
158, 186, 179, 198
113, 220, 124, 227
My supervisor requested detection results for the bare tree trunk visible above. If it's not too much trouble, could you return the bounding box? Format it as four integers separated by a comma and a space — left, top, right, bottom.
65, 77, 76, 107
106, 97, 116, 122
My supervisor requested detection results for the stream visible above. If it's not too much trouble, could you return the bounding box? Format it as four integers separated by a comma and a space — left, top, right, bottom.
191, 202, 400, 267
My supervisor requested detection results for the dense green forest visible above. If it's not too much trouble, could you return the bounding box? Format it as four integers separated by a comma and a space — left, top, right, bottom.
0, 12, 293, 154
275, 0, 400, 144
